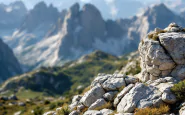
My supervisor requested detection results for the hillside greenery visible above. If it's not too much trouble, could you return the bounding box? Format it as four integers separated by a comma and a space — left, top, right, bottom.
0, 51, 130, 98
0, 50, 140, 115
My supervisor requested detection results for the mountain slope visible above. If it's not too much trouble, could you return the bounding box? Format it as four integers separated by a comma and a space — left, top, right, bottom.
121, 3, 185, 50
0, 50, 128, 97
0, 39, 22, 83
11, 3, 129, 70
4, 1, 61, 50
4, 3, 185, 72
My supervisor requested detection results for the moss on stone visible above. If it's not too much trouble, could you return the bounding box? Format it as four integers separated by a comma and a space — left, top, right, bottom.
147, 30, 166, 41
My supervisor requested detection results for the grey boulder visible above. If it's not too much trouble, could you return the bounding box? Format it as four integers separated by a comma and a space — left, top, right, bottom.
80, 85, 105, 107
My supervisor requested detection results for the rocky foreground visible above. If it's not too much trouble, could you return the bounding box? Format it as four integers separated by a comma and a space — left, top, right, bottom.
44, 23, 185, 115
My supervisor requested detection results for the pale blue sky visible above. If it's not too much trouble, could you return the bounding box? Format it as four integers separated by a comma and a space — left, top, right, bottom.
0, 0, 182, 19
0, 0, 159, 9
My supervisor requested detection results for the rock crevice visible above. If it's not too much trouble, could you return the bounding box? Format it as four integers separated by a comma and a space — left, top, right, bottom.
138, 23, 185, 81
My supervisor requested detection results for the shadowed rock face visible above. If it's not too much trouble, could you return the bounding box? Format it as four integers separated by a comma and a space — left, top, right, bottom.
0, 39, 22, 82
57, 3, 126, 59
138, 23, 185, 82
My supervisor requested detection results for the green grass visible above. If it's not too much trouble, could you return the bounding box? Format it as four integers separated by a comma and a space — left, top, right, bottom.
0, 51, 129, 99
171, 80, 185, 101
16, 89, 44, 99
0, 50, 130, 114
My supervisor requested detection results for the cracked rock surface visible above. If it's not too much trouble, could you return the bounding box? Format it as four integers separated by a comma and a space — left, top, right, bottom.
139, 23, 185, 82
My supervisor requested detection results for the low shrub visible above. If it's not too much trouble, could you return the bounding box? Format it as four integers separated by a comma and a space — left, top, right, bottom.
134, 104, 169, 115
33, 106, 43, 115
171, 80, 185, 101
57, 106, 71, 115
94, 102, 112, 110
44, 100, 50, 105
49, 103, 56, 110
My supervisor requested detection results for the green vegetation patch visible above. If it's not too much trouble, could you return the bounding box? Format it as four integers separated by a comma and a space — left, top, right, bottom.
171, 80, 185, 101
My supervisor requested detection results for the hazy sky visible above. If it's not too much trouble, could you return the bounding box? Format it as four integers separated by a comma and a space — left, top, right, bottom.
0, 0, 183, 19
0, 0, 159, 9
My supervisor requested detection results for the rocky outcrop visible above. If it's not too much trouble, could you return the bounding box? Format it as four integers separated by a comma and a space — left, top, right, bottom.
65, 72, 177, 115
0, 39, 22, 82
60, 23, 185, 115
138, 23, 185, 82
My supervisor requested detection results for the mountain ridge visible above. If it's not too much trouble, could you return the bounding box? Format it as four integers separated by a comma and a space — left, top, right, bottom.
0, 38, 22, 83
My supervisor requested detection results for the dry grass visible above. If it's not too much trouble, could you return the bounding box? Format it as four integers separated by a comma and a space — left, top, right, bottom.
56, 104, 71, 115
147, 30, 166, 41
80, 107, 88, 115
94, 102, 112, 111
118, 85, 125, 92
134, 104, 170, 115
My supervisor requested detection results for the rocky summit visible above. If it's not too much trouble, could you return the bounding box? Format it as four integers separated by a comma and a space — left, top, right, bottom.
43, 23, 185, 115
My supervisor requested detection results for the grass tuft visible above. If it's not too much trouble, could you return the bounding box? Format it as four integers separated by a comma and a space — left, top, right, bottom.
147, 30, 166, 41
134, 104, 169, 115
171, 80, 185, 101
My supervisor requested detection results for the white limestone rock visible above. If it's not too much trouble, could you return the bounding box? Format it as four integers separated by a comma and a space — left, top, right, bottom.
69, 110, 80, 115
103, 91, 118, 101
114, 84, 134, 107
162, 91, 177, 104
180, 106, 185, 115
100, 109, 113, 115
102, 77, 126, 91
117, 83, 162, 113
80, 85, 105, 107
88, 98, 108, 110
84, 110, 102, 115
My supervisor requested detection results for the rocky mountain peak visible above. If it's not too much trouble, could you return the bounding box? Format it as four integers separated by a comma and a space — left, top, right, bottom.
20, 1, 59, 32
0, 1, 27, 32
69, 2, 80, 17
9, 1, 26, 8
143, 3, 175, 21
34, 1, 47, 10
82, 3, 100, 14
58, 3, 107, 59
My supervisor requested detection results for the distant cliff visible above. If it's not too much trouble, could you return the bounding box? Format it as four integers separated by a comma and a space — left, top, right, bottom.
0, 39, 22, 82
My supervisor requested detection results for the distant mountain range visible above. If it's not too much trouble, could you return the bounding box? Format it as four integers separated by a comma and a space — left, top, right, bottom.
0, 1, 27, 36
1, 1, 185, 72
